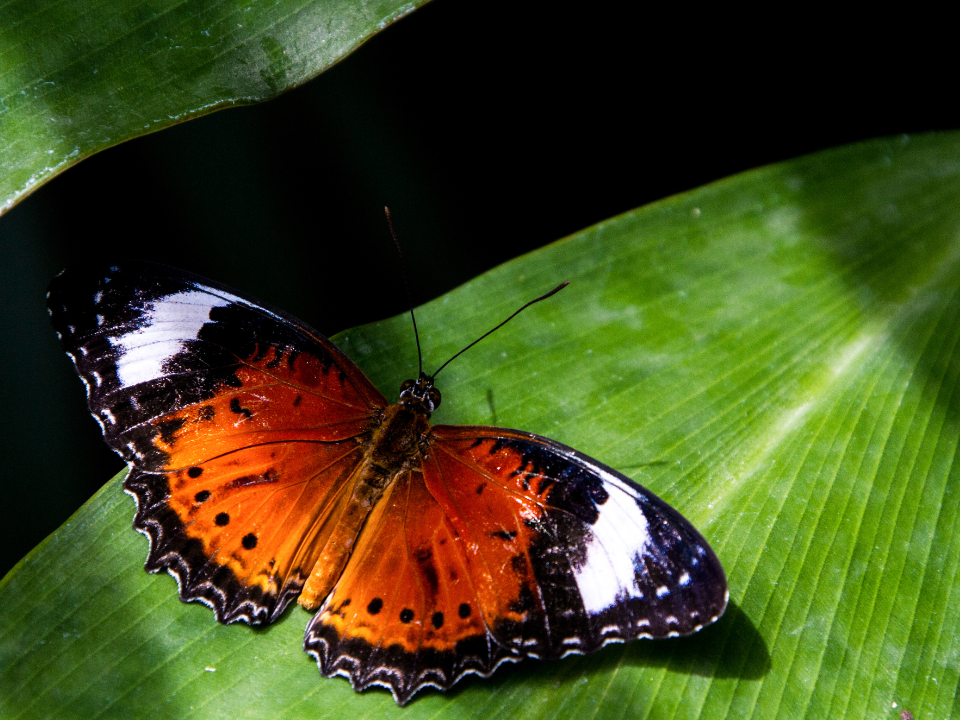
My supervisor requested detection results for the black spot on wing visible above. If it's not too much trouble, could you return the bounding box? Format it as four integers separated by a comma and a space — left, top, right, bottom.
229, 397, 252, 418
413, 548, 439, 599
509, 585, 536, 614
510, 554, 528, 578
157, 417, 185, 446
222, 373, 243, 388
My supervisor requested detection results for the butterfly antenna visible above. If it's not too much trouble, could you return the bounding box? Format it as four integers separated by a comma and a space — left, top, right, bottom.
384, 207, 424, 377
431, 281, 569, 378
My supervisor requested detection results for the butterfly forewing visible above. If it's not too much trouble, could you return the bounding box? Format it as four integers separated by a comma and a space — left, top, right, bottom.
48, 262, 387, 623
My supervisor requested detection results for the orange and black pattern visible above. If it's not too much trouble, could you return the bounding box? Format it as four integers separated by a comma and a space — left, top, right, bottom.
50, 262, 385, 623
305, 427, 726, 701
50, 261, 726, 705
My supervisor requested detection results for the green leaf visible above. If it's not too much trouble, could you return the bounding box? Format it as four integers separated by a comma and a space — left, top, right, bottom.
4, 132, 960, 719
0, 0, 425, 214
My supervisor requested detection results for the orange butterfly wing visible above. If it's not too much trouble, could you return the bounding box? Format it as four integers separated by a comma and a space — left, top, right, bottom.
305, 425, 727, 704
49, 262, 387, 623
51, 262, 727, 706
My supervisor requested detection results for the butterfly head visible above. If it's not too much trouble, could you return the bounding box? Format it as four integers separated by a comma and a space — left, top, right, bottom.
399, 373, 442, 415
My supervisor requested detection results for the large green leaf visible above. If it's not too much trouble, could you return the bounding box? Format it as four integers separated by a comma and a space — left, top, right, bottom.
3, 132, 960, 718
0, 0, 425, 214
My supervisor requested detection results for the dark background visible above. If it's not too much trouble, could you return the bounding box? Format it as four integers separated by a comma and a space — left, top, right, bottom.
0, 4, 954, 577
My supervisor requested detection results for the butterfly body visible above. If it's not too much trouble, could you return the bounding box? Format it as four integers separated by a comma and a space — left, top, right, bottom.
49, 261, 727, 705
299, 397, 432, 609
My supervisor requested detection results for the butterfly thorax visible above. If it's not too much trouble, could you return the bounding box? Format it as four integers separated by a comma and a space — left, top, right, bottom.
366, 400, 433, 486
297, 395, 432, 609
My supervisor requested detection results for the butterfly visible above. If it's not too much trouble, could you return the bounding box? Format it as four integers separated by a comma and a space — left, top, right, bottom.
48, 260, 727, 705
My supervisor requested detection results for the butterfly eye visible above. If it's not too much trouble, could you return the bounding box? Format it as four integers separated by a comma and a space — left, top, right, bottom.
427, 387, 441, 411
399, 379, 416, 395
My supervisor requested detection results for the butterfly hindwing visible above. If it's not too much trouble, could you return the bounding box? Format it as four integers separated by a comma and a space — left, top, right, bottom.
304, 465, 500, 702
304, 424, 727, 704
48, 262, 388, 623
431, 428, 729, 645
126, 440, 366, 623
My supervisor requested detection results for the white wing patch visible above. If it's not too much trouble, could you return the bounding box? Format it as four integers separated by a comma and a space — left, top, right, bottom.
108, 290, 233, 388
572, 479, 650, 615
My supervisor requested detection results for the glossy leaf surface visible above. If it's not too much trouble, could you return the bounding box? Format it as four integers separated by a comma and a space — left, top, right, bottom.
0, 0, 424, 213
3, 133, 959, 719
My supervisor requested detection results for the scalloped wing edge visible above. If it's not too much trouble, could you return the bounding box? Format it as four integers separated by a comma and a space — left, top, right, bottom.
123, 467, 305, 625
